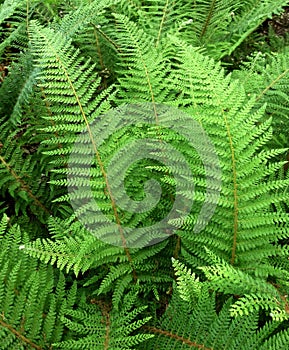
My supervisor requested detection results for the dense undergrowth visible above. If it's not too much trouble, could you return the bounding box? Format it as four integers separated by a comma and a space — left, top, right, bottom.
1, 0, 289, 349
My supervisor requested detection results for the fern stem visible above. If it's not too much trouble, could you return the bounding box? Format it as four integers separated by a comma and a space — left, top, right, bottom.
200, 0, 216, 38
143, 326, 213, 349
173, 235, 181, 259
255, 67, 289, 102
98, 301, 111, 350
94, 29, 105, 70
93, 28, 108, 89
156, 0, 170, 47
0, 318, 43, 350
92, 24, 122, 54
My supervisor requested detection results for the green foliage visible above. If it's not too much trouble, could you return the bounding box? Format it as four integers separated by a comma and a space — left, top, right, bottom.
53, 292, 153, 349
0, 214, 77, 349
233, 49, 289, 150
1, 0, 289, 348
139, 258, 289, 350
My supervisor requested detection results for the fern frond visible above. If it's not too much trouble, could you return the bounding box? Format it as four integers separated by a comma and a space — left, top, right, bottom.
22, 217, 173, 309
130, 0, 289, 59
140, 260, 289, 349
172, 258, 203, 307
0, 0, 29, 56
233, 50, 289, 150
0, 50, 39, 125
226, 0, 289, 57
56, 0, 120, 39
53, 292, 153, 349
0, 0, 24, 26
0, 214, 77, 349
112, 13, 172, 103
198, 250, 289, 320
0, 134, 52, 221
167, 42, 289, 272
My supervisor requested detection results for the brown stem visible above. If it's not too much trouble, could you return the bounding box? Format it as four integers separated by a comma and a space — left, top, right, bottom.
143, 326, 213, 349
0, 318, 43, 350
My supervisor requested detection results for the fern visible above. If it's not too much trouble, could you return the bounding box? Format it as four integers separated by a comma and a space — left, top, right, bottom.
21, 216, 173, 309
140, 259, 289, 350
0, 133, 53, 223
0, 50, 39, 125
54, 292, 153, 349
197, 249, 289, 320
1, 1, 289, 349
159, 41, 289, 274
233, 49, 289, 150
0, 0, 27, 56
0, 214, 77, 349
0, 213, 152, 349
